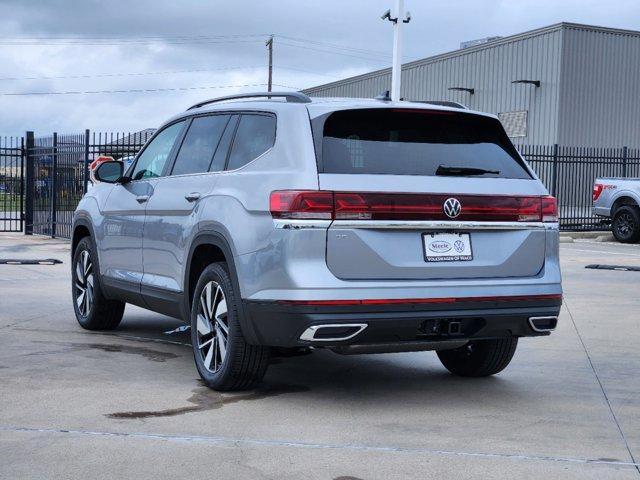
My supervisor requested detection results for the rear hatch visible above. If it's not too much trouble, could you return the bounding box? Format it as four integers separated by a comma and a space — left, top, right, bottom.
311, 106, 556, 281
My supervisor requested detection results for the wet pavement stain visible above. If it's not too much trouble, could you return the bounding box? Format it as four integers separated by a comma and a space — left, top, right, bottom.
82, 343, 179, 362
107, 383, 310, 419
27, 341, 179, 362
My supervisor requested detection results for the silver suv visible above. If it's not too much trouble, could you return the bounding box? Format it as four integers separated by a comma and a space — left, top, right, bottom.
72, 92, 562, 391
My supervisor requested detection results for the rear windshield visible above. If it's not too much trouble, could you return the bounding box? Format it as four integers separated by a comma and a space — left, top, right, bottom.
319, 108, 531, 179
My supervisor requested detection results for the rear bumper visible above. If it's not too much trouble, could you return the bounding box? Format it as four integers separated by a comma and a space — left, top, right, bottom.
242, 295, 562, 349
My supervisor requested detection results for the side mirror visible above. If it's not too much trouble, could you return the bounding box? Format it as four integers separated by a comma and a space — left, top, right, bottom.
94, 161, 124, 184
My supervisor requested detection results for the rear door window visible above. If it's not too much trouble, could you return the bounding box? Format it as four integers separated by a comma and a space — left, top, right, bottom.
226, 114, 276, 171
171, 115, 230, 176
319, 109, 531, 179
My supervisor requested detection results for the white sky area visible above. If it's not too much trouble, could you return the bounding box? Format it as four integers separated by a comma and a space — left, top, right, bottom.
0, 0, 639, 136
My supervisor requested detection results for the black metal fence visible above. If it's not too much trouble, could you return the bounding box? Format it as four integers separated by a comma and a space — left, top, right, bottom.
24, 130, 154, 238
0, 136, 24, 232
1, 133, 639, 238
521, 145, 640, 231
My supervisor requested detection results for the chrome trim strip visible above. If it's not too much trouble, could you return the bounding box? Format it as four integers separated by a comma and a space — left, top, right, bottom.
528, 316, 558, 332
299, 323, 368, 342
274, 219, 332, 229
331, 220, 549, 230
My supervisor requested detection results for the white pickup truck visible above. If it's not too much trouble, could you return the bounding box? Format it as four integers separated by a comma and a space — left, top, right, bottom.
593, 178, 640, 243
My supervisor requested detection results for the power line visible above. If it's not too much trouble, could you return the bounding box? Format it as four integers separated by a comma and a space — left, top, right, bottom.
278, 66, 345, 78
0, 33, 390, 58
0, 65, 265, 81
0, 38, 266, 46
0, 83, 274, 96
278, 41, 390, 63
275, 35, 391, 58
0, 64, 344, 83
0, 33, 269, 40
0, 33, 271, 46
0, 32, 391, 63
0, 83, 301, 96
272, 83, 301, 90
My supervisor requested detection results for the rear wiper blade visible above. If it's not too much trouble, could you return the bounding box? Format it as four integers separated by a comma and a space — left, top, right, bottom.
436, 165, 500, 176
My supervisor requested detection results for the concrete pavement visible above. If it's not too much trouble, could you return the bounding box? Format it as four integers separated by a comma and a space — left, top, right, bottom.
0, 233, 639, 479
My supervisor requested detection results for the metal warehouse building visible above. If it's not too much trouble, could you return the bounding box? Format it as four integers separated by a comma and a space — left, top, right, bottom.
303, 23, 640, 148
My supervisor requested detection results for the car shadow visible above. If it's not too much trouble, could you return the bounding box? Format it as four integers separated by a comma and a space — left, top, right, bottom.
112, 314, 533, 408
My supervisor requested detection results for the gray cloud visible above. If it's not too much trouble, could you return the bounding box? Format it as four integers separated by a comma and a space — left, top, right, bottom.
0, 0, 639, 136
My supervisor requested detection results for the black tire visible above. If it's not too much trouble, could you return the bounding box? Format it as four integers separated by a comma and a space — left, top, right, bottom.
72, 236, 125, 330
190, 262, 269, 391
612, 205, 640, 243
437, 338, 518, 377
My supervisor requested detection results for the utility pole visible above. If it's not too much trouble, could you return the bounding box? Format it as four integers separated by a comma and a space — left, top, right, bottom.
266, 35, 274, 92
382, 0, 411, 101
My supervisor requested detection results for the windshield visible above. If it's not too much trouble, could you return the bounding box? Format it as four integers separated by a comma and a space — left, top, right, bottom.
318, 108, 532, 179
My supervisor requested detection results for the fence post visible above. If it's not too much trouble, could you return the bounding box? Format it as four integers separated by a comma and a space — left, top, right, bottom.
19, 136, 25, 232
551, 144, 559, 197
50, 132, 58, 238
24, 131, 34, 235
83, 129, 90, 193
622, 146, 628, 177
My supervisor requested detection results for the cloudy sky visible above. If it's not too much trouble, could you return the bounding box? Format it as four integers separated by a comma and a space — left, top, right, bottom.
1, 0, 639, 137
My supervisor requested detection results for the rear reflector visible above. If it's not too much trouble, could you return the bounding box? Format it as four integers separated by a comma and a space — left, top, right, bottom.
278, 294, 563, 306
271, 190, 559, 223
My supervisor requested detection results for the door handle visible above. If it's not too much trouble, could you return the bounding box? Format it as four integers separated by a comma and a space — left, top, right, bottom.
185, 192, 201, 202
136, 195, 150, 204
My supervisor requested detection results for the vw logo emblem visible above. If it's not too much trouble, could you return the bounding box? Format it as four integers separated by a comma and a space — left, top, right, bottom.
443, 198, 462, 218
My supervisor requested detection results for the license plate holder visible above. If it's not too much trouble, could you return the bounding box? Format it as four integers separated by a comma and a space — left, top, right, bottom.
423, 232, 473, 262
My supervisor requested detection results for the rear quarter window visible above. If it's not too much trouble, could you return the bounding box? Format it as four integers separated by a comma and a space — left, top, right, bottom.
318, 108, 532, 179
226, 113, 276, 171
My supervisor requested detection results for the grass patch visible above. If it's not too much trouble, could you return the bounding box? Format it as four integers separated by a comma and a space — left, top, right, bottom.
0, 192, 22, 212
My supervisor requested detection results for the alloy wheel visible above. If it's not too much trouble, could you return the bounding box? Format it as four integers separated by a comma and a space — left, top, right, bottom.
616, 213, 634, 238
196, 281, 229, 373
75, 250, 94, 317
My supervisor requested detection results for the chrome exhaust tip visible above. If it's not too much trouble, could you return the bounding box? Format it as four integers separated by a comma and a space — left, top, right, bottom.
528, 316, 558, 332
299, 324, 367, 342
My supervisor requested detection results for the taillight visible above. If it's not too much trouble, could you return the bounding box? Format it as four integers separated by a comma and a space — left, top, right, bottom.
269, 190, 333, 219
541, 196, 558, 223
334, 192, 441, 220
270, 191, 558, 222
333, 193, 545, 222
593, 183, 604, 201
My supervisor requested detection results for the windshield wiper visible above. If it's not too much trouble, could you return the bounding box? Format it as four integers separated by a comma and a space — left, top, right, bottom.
436, 165, 500, 176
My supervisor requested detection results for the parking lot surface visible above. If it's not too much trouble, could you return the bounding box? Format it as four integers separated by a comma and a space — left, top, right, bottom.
1, 233, 639, 479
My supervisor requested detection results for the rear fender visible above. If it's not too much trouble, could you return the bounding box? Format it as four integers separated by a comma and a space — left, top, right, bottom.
184, 231, 260, 344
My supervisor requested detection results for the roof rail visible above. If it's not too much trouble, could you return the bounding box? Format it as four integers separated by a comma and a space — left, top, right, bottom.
187, 91, 312, 110
413, 100, 468, 109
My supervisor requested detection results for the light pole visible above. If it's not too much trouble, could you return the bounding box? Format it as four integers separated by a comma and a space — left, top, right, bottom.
381, 0, 411, 101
